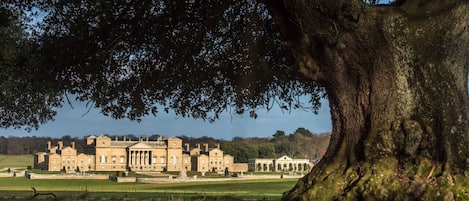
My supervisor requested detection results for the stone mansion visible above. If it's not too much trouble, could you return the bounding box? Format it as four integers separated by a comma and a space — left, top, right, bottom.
34, 135, 238, 173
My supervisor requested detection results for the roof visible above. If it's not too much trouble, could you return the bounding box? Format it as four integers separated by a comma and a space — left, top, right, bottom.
97, 135, 111, 139
167, 136, 182, 140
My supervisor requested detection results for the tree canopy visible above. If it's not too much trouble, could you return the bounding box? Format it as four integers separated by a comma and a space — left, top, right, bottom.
0, 6, 62, 130
0, 0, 324, 131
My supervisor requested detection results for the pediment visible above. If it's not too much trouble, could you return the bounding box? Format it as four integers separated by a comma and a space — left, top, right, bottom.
277, 155, 293, 161
128, 142, 153, 149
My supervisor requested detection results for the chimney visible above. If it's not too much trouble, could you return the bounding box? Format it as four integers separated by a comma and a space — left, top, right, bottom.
115, 136, 118, 141
71, 142, 75, 149
185, 143, 190, 151
204, 143, 208, 152
216, 143, 220, 149
47, 141, 51, 150
123, 136, 126, 141
58, 141, 63, 150
197, 144, 200, 150
146, 136, 149, 142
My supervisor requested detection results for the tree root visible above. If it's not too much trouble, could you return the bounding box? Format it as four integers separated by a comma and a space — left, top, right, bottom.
283, 158, 469, 201
30, 187, 58, 201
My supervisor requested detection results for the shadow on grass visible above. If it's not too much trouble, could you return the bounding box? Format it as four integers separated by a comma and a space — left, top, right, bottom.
0, 191, 279, 201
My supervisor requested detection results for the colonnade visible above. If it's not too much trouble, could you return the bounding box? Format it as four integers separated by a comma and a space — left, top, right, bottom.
252, 160, 311, 172
273, 162, 309, 172
128, 150, 152, 166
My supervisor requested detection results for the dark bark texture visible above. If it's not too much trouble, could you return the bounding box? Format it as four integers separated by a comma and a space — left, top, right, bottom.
265, 0, 469, 200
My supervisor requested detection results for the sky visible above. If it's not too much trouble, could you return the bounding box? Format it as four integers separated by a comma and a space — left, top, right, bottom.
0, 99, 332, 140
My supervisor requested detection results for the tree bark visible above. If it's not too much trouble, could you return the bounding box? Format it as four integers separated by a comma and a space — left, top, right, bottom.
265, 0, 469, 200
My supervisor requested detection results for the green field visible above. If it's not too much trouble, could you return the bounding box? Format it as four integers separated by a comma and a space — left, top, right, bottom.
0, 177, 298, 200
0, 154, 33, 169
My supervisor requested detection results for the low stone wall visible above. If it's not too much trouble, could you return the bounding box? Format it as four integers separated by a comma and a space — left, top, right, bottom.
28, 173, 109, 180
0, 171, 25, 178
233, 163, 249, 172
135, 176, 244, 183
110, 176, 137, 183
0, 173, 15, 178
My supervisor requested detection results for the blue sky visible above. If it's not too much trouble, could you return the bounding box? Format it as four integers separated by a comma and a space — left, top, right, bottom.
0, 99, 332, 140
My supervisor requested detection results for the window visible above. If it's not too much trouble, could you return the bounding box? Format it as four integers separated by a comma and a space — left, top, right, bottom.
120, 156, 125, 163
112, 156, 116, 163
100, 155, 107, 164
160, 157, 165, 164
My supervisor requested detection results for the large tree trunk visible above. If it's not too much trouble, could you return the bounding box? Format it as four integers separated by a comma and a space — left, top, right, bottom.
265, 0, 469, 200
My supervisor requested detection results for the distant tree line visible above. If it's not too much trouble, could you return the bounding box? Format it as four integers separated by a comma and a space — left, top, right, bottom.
218, 128, 331, 163
0, 128, 330, 163
0, 135, 86, 155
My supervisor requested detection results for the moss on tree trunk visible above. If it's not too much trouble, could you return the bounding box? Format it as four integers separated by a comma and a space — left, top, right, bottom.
265, 0, 469, 200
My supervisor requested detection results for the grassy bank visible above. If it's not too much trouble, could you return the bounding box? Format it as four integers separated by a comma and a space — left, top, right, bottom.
0, 154, 33, 169
0, 177, 297, 200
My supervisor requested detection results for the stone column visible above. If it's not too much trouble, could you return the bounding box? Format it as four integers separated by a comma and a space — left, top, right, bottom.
147, 151, 150, 165
129, 151, 132, 165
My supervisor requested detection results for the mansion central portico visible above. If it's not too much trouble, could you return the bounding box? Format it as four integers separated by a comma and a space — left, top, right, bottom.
128, 150, 152, 167
87, 135, 190, 172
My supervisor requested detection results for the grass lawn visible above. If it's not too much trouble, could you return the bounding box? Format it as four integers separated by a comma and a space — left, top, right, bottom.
0, 177, 298, 200
0, 154, 33, 169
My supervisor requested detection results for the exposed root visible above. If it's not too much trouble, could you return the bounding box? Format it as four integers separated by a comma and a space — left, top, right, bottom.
426, 164, 435, 179
30, 187, 58, 201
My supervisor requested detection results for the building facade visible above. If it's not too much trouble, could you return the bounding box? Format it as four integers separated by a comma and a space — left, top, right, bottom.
248, 155, 313, 172
35, 141, 95, 172
34, 135, 238, 173
186, 143, 234, 172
